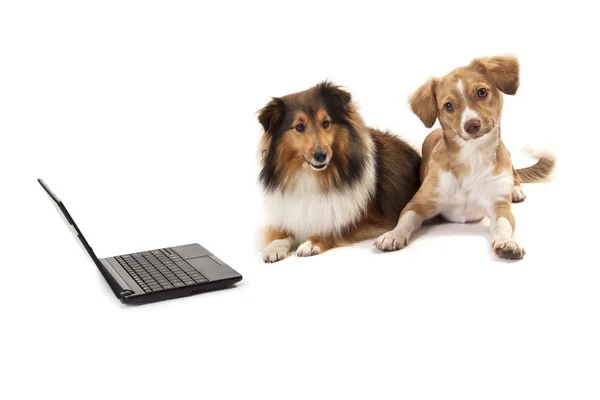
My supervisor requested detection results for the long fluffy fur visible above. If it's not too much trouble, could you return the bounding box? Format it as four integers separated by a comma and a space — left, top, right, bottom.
257, 81, 421, 261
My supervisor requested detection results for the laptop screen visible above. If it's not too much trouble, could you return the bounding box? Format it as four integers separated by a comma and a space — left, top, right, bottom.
38, 179, 102, 267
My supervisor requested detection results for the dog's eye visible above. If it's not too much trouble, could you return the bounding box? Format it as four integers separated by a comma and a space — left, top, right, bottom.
477, 88, 488, 98
295, 124, 305, 132
322, 121, 330, 129
444, 102, 454, 112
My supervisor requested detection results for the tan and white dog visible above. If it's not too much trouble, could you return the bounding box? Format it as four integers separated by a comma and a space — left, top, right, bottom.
374, 55, 555, 259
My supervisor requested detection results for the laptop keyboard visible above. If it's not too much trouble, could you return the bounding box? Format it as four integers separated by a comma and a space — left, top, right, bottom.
115, 248, 208, 293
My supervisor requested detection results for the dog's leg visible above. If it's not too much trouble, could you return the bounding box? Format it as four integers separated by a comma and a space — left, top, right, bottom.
511, 166, 526, 203
296, 235, 337, 257
262, 226, 295, 263
296, 222, 394, 257
489, 200, 525, 260
374, 179, 438, 252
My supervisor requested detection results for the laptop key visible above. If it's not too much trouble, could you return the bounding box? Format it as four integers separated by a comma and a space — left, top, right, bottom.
175, 261, 196, 272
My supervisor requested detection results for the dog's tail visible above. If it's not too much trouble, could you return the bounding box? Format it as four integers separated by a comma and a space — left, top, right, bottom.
515, 147, 556, 183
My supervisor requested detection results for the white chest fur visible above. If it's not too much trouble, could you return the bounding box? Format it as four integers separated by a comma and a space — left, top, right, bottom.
436, 133, 513, 223
263, 156, 376, 242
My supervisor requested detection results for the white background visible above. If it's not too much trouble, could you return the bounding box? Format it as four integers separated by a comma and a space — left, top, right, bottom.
1, 1, 599, 399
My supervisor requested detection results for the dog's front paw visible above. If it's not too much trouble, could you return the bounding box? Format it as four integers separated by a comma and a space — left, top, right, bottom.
374, 230, 409, 252
296, 241, 322, 257
262, 239, 292, 263
512, 186, 526, 203
492, 240, 525, 260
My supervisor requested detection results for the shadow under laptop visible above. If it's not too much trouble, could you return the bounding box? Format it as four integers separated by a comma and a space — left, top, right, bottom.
117, 283, 245, 307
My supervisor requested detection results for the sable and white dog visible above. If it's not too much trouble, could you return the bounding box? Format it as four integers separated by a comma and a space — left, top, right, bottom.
374, 55, 555, 259
257, 81, 422, 262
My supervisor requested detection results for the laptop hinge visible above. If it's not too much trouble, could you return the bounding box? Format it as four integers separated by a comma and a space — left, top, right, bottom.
99, 259, 134, 299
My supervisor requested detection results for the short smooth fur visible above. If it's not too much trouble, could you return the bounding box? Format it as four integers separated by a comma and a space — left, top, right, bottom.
374, 55, 555, 260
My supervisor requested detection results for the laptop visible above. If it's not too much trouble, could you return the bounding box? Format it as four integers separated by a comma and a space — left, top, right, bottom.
38, 178, 243, 305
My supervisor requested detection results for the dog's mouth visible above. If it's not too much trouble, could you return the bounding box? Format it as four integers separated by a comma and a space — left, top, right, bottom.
460, 126, 494, 141
304, 157, 330, 171
473, 126, 498, 140
309, 161, 329, 171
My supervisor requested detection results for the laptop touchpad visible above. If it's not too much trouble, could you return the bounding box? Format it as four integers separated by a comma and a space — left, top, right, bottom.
171, 244, 211, 259
186, 256, 238, 281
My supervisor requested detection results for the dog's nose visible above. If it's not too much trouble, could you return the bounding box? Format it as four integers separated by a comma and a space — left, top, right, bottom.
313, 149, 327, 163
464, 119, 481, 135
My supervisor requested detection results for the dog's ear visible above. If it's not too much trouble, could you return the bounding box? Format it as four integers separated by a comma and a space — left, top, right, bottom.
409, 78, 438, 128
317, 80, 352, 115
470, 55, 520, 95
257, 97, 285, 134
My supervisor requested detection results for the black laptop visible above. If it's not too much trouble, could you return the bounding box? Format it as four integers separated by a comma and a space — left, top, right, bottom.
38, 179, 242, 305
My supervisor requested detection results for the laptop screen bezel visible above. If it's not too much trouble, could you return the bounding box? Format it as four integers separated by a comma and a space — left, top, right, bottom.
37, 178, 103, 267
